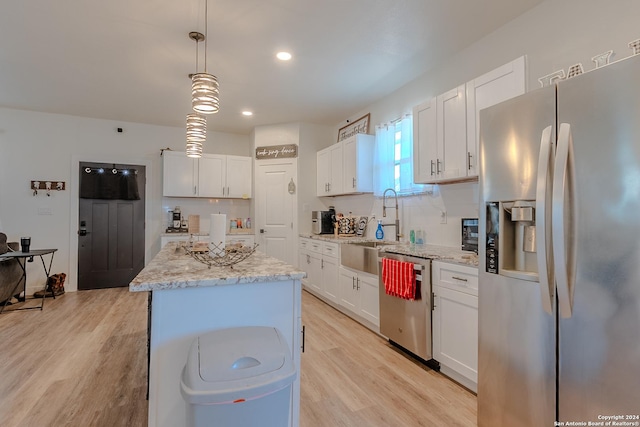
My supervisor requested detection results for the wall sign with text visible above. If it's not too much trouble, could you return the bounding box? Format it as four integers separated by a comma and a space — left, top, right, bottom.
337, 113, 370, 142
255, 144, 298, 160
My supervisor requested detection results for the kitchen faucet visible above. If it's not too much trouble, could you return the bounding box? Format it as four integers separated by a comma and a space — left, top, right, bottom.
382, 188, 401, 241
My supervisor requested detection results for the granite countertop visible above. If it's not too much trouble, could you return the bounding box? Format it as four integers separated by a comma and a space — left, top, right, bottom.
299, 233, 373, 244
299, 233, 478, 267
379, 244, 478, 267
130, 242, 305, 292
161, 231, 255, 237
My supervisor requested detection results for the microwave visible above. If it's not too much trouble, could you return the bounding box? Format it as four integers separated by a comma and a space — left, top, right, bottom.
461, 218, 479, 253
312, 210, 335, 234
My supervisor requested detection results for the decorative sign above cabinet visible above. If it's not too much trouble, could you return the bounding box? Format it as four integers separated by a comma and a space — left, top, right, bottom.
255, 144, 298, 160
337, 113, 370, 142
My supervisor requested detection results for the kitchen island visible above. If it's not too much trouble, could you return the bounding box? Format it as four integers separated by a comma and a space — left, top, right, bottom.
130, 242, 305, 427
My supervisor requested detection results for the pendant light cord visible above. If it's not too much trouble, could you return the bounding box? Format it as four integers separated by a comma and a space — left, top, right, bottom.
195, 34, 199, 72
204, 0, 208, 73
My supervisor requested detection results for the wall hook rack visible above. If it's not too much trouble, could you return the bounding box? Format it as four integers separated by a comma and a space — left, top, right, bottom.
31, 180, 65, 196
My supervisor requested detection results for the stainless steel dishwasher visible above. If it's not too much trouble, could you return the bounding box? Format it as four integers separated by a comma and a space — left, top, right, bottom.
378, 252, 435, 365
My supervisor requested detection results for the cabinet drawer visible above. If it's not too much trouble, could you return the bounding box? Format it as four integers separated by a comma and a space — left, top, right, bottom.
299, 238, 310, 250
432, 261, 478, 296
322, 242, 339, 258
308, 241, 323, 254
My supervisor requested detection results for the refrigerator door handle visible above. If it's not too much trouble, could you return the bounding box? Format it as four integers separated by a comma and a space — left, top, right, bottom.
552, 123, 577, 318
535, 125, 555, 315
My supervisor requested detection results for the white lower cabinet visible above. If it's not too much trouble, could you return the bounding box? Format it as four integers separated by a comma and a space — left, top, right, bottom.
322, 254, 340, 303
431, 260, 478, 392
299, 237, 379, 332
339, 266, 379, 327
298, 239, 339, 303
301, 249, 323, 295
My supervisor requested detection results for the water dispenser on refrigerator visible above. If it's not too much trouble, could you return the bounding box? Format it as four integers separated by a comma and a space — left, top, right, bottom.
485, 200, 539, 282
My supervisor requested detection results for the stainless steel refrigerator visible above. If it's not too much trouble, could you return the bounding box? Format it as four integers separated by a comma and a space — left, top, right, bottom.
478, 54, 640, 426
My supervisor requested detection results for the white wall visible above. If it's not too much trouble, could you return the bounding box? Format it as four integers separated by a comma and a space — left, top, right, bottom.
298, 123, 334, 234
251, 122, 333, 267
320, 0, 640, 247
0, 108, 250, 293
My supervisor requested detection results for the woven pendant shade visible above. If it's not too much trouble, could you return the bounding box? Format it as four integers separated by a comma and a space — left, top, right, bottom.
186, 113, 206, 158
191, 73, 219, 114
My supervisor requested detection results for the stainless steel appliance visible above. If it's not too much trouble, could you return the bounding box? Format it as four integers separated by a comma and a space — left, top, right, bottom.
478, 55, 640, 426
461, 218, 478, 253
378, 253, 432, 362
311, 209, 335, 234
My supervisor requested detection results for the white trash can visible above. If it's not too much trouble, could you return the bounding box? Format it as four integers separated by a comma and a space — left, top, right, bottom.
181, 326, 297, 427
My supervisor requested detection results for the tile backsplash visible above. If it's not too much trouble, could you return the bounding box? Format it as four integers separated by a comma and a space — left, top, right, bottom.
162, 198, 251, 233
320, 182, 478, 248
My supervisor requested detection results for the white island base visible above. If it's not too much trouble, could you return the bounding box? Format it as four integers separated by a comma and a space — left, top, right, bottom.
130, 244, 304, 427
149, 281, 301, 427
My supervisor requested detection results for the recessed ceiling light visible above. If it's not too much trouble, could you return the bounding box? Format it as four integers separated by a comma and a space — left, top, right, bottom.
242, 111, 253, 116
276, 51, 292, 61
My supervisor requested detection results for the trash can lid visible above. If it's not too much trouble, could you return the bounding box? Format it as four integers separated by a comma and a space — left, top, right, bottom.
181, 326, 297, 404
197, 326, 287, 382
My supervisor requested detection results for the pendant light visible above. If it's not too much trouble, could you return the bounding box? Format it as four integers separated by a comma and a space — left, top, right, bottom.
186, 112, 206, 158
192, 0, 219, 114
186, 32, 206, 158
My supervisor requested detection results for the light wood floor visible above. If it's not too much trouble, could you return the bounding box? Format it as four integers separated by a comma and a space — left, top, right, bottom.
300, 292, 476, 427
0, 288, 476, 426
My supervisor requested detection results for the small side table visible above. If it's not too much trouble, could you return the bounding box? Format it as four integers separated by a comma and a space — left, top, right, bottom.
0, 248, 58, 314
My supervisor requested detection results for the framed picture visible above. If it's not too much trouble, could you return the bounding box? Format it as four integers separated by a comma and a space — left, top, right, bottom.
337, 113, 370, 142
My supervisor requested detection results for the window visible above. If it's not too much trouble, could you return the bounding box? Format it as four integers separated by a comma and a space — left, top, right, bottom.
373, 114, 425, 196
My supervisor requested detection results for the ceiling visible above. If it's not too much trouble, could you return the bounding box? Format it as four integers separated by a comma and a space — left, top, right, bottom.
0, 0, 544, 135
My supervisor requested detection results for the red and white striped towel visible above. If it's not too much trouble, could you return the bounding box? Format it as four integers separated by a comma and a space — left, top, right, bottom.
381, 258, 416, 300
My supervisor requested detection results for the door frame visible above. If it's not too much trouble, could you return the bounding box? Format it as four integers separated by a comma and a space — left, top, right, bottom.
68, 154, 153, 292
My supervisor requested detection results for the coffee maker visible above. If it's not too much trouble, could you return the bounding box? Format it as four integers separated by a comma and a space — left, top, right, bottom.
167, 206, 188, 233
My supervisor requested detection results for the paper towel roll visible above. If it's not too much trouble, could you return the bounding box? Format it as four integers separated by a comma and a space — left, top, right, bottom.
209, 214, 226, 256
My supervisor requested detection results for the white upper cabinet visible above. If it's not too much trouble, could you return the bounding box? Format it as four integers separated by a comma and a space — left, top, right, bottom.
413, 84, 467, 184
198, 154, 226, 197
466, 56, 526, 177
163, 150, 198, 197
163, 151, 252, 198
413, 98, 437, 183
225, 155, 252, 198
342, 134, 374, 194
316, 144, 343, 196
437, 84, 467, 181
316, 133, 374, 197
413, 56, 526, 184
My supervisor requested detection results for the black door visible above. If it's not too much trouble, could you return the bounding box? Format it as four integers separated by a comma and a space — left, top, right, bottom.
78, 162, 145, 290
